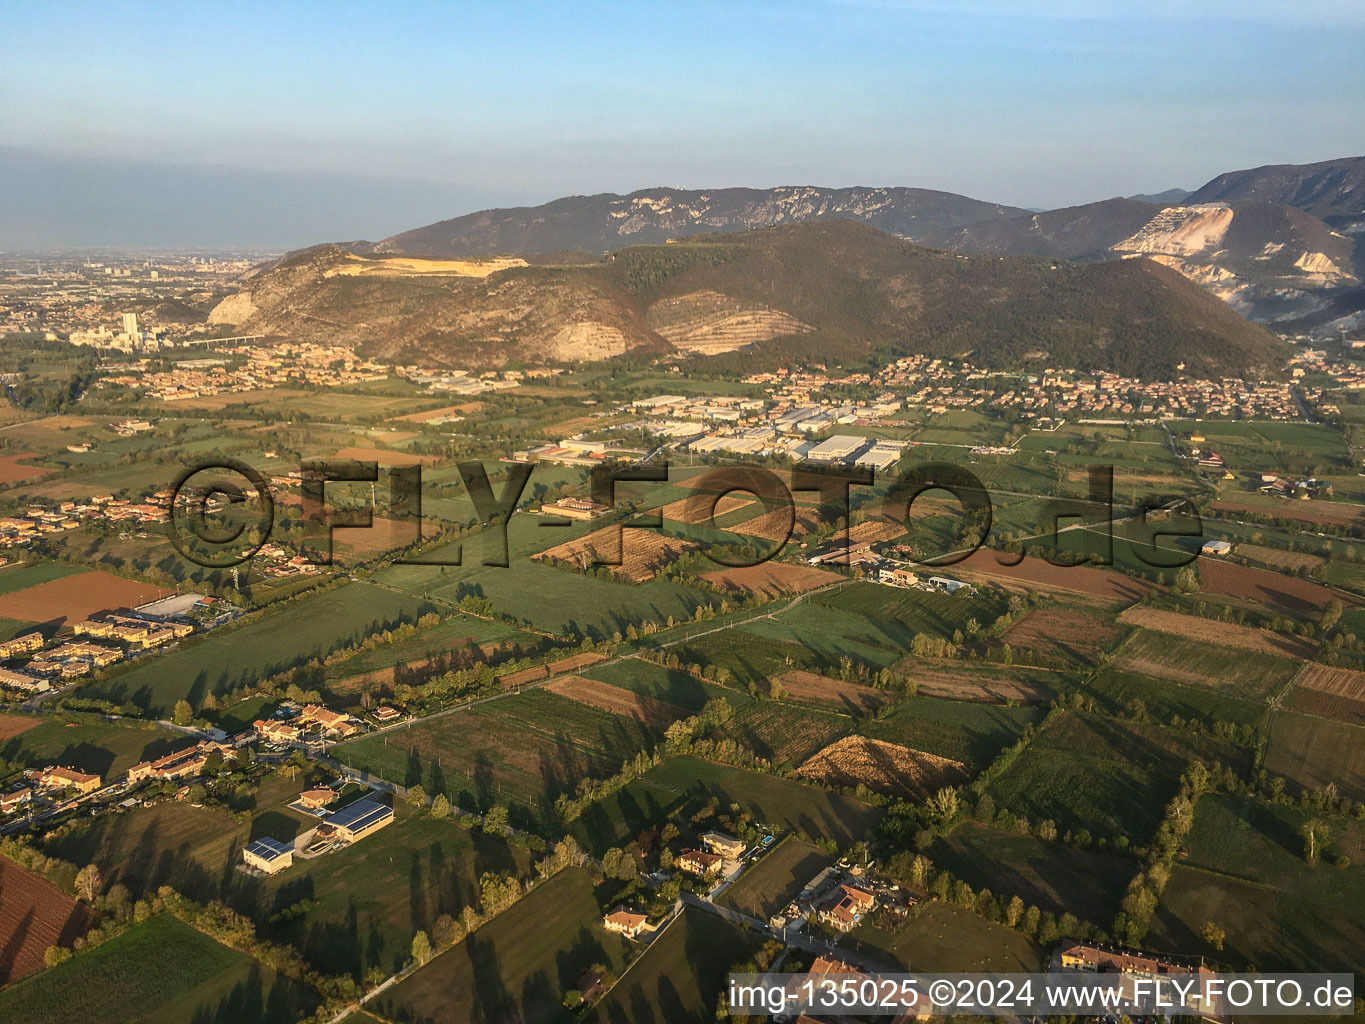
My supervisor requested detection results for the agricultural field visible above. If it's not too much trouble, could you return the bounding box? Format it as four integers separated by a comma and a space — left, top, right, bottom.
534, 525, 699, 583
772, 669, 892, 713
583, 659, 752, 713
41, 775, 529, 978
569, 756, 884, 856
984, 712, 1248, 841
1196, 558, 1349, 616
319, 613, 545, 695
1111, 628, 1299, 700
1149, 794, 1365, 972
716, 837, 831, 920
0, 913, 319, 1024
333, 688, 660, 823
1264, 711, 1365, 801
1116, 606, 1316, 659
82, 581, 438, 714
1001, 605, 1126, 669
888, 660, 1067, 705
850, 901, 1044, 972
797, 735, 970, 799
1086, 669, 1268, 733
700, 561, 841, 598
585, 907, 760, 1024
544, 675, 690, 729
0, 856, 97, 985
0, 562, 89, 596
0, 570, 174, 625
952, 548, 1158, 604
860, 698, 1045, 768
707, 701, 852, 768
0, 713, 193, 779
929, 823, 1133, 926
375, 867, 631, 1024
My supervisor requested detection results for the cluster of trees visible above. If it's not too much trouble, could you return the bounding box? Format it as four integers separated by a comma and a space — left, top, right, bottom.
1112, 761, 1212, 947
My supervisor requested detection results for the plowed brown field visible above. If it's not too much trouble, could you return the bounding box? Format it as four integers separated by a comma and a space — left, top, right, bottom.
1116, 606, 1315, 659
0, 571, 175, 624
797, 735, 970, 799
702, 562, 840, 598
545, 675, 688, 728
0, 857, 97, 984
773, 670, 892, 712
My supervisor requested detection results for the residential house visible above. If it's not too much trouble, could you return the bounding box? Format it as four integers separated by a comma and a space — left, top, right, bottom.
602, 908, 649, 939
700, 832, 747, 859
676, 848, 724, 877
817, 884, 876, 932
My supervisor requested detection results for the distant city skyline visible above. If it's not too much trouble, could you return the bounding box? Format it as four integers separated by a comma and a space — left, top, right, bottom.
4, 0, 1363, 247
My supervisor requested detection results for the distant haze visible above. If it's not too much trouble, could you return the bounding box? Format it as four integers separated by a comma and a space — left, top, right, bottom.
3, 1, 1362, 248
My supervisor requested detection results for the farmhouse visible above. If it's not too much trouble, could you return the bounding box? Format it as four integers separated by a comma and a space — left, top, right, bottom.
299, 704, 361, 737
602, 908, 649, 939
297, 787, 336, 811
36, 766, 101, 795
243, 836, 294, 875
323, 798, 394, 843
372, 705, 401, 723
254, 718, 303, 744
877, 565, 920, 588
1200, 539, 1233, 556
701, 831, 747, 859
676, 848, 725, 877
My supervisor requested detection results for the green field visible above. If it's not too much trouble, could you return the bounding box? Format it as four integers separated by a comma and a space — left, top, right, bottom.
1112, 628, 1298, 701
1149, 794, 1365, 972
82, 581, 438, 713
707, 701, 851, 769
849, 901, 1044, 972
319, 612, 543, 692
0, 712, 193, 779
43, 773, 530, 978
0, 914, 318, 1024
984, 712, 1249, 841
586, 906, 760, 1024
1264, 711, 1365, 802
376, 867, 632, 1024
860, 697, 1046, 768
584, 658, 753, 712
0, 562, 88, 595
716, 836, 831, 920
334, 688, 660, 824
569, 755, 883, 856
1087, 668, 1268, 733
929, 822, 1133, 926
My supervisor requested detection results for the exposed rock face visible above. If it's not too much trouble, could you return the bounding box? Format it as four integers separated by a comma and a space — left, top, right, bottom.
1186, 155, 1365, 229
206, 290, 257, 325
1113, 204, 1235, 257
645, 290, 814, 355
930, 198, 1359, 326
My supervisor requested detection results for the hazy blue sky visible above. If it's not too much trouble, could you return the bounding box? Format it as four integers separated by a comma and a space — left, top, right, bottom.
3, 0, 1363, 247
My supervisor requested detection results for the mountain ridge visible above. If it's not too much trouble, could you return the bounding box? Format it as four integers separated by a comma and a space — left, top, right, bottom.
210, 220, 1286, 380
